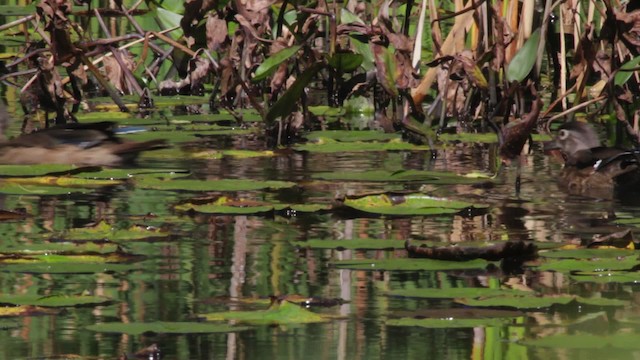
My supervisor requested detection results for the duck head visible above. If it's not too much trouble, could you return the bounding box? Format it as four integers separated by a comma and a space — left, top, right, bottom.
544, 121, 602, 167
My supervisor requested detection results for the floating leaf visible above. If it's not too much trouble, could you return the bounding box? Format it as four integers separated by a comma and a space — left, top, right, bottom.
73, 168, 189, 180
388, 287, 529, 299
189, 149, 277, 159
175, 197, 328, 215
253, 45, 301, 81
0, 183, 94, 195
439, 132, 499, 143
307, 106, 347, 117
523, 333, 640, 350
570, 271, 640, 283
314, 169, 487, 184
203, 299, 328, 325
0, 263, 138, 274
61, 221, 170, 242
0, 306, 58, 317
455, 295, 574, 309
0, 164, 80, 177
2, 176, 120, 188
0, 294, 113, 307
0, 242, 120, 255
387, 317, 512, 328
540, 248, 635, 259
295, 239, 405, 250
506, 28, 541, 82
536, 256, 640, 273
87, 321, 249, 335
135, 177, 296, 191
0, 252, 142, 264
306, 130, 400, 142
342, 193, 480, 215
332, 258, 490, 271
176, 197, 278, 214
295, 138, 429, 153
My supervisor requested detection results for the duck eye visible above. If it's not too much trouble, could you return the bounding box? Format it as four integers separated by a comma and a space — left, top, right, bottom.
558, 129, 569, 140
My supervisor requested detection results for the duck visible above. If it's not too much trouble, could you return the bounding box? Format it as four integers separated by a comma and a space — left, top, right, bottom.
0, 104, 166, 166
544, 121, 640, 198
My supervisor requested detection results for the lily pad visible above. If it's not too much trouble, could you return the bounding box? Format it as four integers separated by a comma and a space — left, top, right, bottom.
570, 271, 640, 283
536, 256, 640, 273
0, 294, 113, 307
455, 295, 575, 309
332, 258, 491, 271
295, 138, 430, 153
135, 177, 296, 191
305, 130, 400, 142
523, 333, 640, 350
0, 306, 58, 317
540, 248, 635, 259
0, 242, 120, 254
388, 287, 529, 299
342, 193, 480, 215
60, 221, 170, 242
176, 197, 279, 214
313, 169, 488, 184
0, 183, 95, 195
386, 317, 512, 328
189, 149, 277, 159
0, 164, 81, 177
438, 133, 499, 143
0, 263, 138, 274
86, 321, 249, 334
203, 299, 328, 325
1, 176, 121, 187
295, 239, 405, 250
72, 168, 190, 180
0, 252, 142, 264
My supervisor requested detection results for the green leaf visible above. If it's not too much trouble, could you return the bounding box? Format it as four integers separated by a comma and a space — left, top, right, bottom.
295, 239, 405, 250
340, 8, 364, 24
295, 138, 430, 153
305, 130, 400, 142
87, 322, 249, 334
0, 164, 80, 177
506, 28, 541, 82
387, 317, 511, 328
135, 178, 296, 191
614, 56, 640, 86
332, 258, 491, 271
313, 169, 488, 185
0, 294, 113, 307
523, 333, 640, 350
342, 193, 481, 215
328, 52, 364, 73
456, 295, 574, 309
203, 300, 328, 324
61, 221, 170, 242
536, 256, 640, 273
253, 45, 301, 81
266, 63, 324, 123
388, 287, 529, 299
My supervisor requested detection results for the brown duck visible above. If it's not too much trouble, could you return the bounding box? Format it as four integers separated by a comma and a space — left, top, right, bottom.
0, 104, 166, 166
545, 121, 640, 198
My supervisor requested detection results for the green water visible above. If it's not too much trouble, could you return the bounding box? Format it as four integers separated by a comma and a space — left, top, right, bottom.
0, 100, 638, 360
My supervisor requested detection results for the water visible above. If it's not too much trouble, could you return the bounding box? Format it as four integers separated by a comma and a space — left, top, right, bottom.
0, 102, 639, 360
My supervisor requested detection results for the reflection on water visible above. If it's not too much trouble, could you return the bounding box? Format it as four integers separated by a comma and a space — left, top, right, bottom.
1, 110, 640, 359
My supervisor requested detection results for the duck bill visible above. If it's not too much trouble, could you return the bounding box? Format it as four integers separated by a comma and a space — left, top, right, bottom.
543, 139, 560, 153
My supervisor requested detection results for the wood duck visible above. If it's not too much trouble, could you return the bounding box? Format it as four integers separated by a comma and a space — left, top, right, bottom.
544, 121, 640, 198
0, 104, 166, 166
